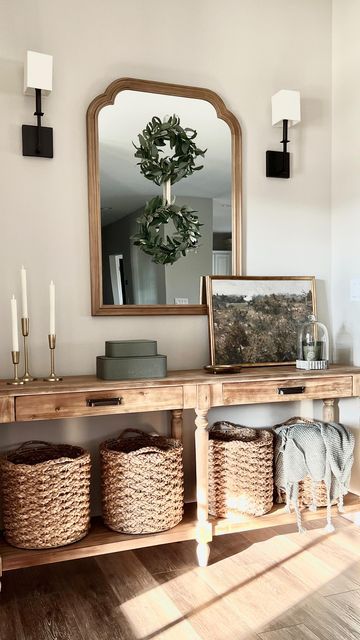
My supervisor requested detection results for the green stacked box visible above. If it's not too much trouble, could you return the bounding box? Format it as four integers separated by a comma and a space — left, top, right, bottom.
105, 340, 157, 358
96, 340, 167, 380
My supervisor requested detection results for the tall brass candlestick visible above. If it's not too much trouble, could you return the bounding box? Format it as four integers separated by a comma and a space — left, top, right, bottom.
7, 351, 25, 385
44, 334, 62, 382
21, 318, 36, 382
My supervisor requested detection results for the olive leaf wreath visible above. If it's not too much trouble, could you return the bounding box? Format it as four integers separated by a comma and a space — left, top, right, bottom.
134, 114, 206, 186
132, 115, 206, 265
132, 196, 202, 266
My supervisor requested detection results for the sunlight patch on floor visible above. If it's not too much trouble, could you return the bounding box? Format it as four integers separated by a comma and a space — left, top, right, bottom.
117, 527, 359, 639
119, 583, 200, 639
341, 510, 360, 526
114, 527, 360, 640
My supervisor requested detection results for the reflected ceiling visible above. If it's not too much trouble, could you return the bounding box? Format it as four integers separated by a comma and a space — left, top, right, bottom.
99, 91, 231, 226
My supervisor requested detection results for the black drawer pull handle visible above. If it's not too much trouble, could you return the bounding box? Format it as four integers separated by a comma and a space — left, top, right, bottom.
86, 397, 123, 407
277, 386, 305, 395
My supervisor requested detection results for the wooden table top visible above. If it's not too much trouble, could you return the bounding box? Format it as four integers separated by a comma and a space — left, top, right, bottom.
0, 364, 358, 397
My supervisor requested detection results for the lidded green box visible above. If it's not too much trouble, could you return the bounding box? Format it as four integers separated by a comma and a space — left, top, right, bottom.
96, 355, 167, 380
105, 340, 158, 358
97, 339, 167, 380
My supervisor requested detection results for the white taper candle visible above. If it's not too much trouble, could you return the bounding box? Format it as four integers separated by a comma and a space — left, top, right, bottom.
21, 265, 28, 318
11, 295, 19, 352
49, 281, 55, 335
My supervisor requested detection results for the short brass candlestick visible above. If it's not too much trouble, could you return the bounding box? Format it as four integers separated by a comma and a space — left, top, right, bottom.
7, 351, 25, 385
21, 317, 36, 382
43, 334, 62, 382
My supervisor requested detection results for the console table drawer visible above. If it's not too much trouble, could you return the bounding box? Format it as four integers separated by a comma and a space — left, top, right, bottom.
15, 386, 183, 421
222, 376, 353, 405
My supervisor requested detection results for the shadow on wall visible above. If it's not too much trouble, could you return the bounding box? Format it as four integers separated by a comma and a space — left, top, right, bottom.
334, 324, 353, 364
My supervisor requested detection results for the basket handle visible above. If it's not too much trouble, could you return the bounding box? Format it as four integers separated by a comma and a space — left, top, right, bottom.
277, 416, 316, 427
210, 421, 247, 431
8, 441, 84, 466
132, 446, 166, 456
12, 440, 53, 452
118, 428, 154, 439
210, 421, 257, 433
118, 429, 166, 455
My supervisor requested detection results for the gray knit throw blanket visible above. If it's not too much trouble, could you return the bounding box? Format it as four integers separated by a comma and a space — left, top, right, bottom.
274, 417, 354, 533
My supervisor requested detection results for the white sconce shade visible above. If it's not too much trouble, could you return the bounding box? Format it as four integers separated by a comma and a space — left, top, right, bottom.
24, 51, 53, 96
271, 90, 301, 127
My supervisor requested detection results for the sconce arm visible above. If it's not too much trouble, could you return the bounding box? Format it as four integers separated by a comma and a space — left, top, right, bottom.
280, 119, 289, 154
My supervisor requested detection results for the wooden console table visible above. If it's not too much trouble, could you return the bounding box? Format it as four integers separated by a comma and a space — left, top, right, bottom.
0, 364, 359, 586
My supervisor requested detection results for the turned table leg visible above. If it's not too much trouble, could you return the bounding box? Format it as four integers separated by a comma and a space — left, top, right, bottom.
171, 408, 183, 441
323, 398, 338, 422
195, 407, 212, 567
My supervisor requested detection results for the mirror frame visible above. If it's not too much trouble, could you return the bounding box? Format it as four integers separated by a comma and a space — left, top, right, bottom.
87, 77, 242, 315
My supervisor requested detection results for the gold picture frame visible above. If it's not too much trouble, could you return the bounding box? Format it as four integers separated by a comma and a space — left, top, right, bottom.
205, 276, 316, 367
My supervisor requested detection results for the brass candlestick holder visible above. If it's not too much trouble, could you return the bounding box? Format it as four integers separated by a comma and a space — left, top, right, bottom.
21, 317, 36, 382
7, 351, 25, 385
44, 334, 62, 382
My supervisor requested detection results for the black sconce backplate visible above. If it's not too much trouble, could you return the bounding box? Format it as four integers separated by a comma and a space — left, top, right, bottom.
22, 125, 53, 158
266, 150, 290, 179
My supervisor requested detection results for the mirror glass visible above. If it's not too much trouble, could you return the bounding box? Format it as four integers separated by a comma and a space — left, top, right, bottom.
98, 90, 232, 306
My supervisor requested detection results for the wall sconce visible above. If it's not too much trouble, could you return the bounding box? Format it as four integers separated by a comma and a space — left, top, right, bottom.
266, 89, 301, 179
22, 51, 53, 158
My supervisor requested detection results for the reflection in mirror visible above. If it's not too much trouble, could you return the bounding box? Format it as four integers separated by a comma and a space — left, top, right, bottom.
99, 91, 232, 306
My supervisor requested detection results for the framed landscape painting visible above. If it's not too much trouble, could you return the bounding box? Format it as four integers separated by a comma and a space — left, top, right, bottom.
206, 276, 316, 367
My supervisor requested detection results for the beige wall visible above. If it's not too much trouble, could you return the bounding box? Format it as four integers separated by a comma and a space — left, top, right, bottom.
0, 0, 341, 506
331, 0, 360, 492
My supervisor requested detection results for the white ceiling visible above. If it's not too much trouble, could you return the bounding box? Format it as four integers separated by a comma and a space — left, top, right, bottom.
98, 90, 232, 227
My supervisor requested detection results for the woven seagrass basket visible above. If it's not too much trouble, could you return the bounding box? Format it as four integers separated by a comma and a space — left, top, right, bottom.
100, 429, 184, 534
276, 417, 336, 508
0, 441, 91, 549
277, 477, 331, 508
298, 476, 331, 508
208, 422, 274, 519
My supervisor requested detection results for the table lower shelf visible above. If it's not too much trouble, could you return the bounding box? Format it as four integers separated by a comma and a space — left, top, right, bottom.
1, 493, 359, 572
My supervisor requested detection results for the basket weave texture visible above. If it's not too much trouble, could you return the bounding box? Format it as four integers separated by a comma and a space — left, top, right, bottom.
100, 429, 184, 534
0, 441, 91, 549
298, 475, 331, 507
278, 476, 332, 508
208, 422, 274, 518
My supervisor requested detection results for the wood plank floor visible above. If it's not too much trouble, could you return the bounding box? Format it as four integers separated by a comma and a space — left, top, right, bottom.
1, 516, 359, 640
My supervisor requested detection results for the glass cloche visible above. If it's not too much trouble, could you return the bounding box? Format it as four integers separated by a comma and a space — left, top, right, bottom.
296, 314, 329, 370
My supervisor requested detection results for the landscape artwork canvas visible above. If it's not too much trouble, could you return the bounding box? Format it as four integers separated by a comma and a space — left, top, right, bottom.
206, 276, 316, 366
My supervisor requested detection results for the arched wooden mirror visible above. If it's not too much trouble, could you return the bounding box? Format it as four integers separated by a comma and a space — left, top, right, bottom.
87, 78, 242, 315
